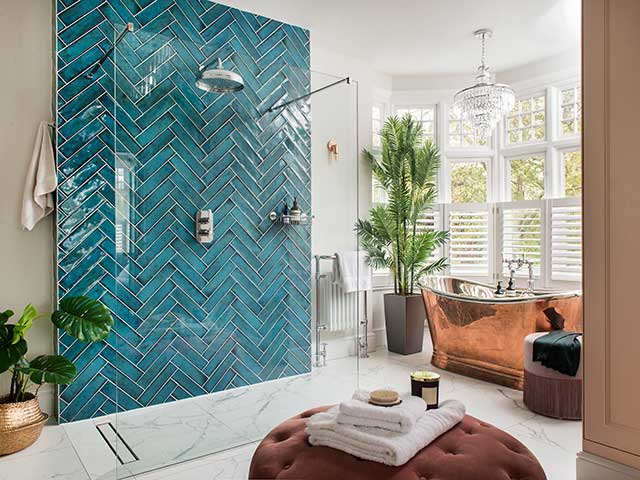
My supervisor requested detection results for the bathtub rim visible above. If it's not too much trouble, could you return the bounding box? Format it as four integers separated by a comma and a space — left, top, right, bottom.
419, 275, 582, 304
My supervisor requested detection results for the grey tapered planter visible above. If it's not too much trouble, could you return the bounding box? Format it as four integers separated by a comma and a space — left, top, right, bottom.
384, 293, 425, 355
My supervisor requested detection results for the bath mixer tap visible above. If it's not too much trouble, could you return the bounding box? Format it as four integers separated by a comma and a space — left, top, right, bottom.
503, 257, 536, 294
526, 262, 535, 293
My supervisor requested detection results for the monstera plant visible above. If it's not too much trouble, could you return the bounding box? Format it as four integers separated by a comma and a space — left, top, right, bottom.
1, 297, 113, 403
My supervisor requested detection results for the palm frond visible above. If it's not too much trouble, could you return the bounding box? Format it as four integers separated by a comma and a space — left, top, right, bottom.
357, 114, 447, 295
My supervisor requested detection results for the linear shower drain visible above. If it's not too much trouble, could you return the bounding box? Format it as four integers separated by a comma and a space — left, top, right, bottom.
95, 422, 140, 464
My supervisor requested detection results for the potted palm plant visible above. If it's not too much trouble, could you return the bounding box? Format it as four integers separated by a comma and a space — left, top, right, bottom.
0, 297, 113, 455
357, 114, 448, 355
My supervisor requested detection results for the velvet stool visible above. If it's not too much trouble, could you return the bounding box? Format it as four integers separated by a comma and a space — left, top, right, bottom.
249, 405, 547, 480
523, 332, 582, 420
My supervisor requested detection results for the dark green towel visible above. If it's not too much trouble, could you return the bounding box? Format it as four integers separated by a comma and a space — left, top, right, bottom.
532, 331, 582, 377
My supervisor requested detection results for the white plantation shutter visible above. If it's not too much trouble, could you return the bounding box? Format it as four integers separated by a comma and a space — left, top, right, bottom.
550, 198, 582, 281
417, 207, 444, 263
500, 202, 543, 277
448, 205, 490, 276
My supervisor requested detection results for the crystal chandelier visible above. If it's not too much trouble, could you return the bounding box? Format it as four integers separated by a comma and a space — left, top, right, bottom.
454, 29, 515, 140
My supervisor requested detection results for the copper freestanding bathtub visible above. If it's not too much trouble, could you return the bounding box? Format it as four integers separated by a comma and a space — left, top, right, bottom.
421, 276, 582, 390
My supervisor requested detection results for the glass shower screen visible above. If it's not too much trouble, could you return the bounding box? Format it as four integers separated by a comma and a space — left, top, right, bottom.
84, 22, 366, 478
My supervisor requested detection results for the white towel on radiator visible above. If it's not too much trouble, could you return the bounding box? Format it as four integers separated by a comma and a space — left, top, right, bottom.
306, 399, 466, 466
333, 251, 371, 293
338, 390, 426, 433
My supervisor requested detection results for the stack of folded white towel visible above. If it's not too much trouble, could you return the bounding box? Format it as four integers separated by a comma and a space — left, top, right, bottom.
306, 390, 465, 466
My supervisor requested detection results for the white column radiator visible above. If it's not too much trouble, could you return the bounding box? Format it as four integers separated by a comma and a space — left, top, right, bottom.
318, 274, 358, 332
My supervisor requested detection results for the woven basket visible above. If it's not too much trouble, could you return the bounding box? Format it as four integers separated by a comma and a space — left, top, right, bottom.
0, 394, 48, 456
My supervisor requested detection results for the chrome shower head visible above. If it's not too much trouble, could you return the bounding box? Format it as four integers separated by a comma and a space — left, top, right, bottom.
196, 58, 244, 93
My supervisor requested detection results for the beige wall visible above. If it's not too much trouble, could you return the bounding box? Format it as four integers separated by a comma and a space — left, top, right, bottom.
0, 0, 55, 411
580, 0, 640, 475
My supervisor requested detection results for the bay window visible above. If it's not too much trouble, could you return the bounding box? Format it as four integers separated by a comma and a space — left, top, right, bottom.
377, 80, 581, 287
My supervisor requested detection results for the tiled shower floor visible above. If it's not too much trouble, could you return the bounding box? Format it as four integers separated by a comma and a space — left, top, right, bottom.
0, 345, 581, 480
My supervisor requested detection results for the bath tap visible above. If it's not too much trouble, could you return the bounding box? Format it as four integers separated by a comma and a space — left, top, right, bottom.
503, 257, 536, 294
526, 261, 535, 293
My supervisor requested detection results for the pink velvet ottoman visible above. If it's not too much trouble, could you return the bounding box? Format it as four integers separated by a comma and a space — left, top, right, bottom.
249, 406, 546, 480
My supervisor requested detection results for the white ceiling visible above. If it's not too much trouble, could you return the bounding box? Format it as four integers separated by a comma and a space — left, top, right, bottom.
219, 0, 581, 77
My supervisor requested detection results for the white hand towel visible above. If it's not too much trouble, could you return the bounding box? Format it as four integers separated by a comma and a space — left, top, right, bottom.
21, 122, 57, 231
333, 251, 372, 293
306, 399, 465, 467
338, 389, 426, 433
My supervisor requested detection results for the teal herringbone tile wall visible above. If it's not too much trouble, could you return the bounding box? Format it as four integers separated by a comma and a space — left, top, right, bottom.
56, 0, 311, 423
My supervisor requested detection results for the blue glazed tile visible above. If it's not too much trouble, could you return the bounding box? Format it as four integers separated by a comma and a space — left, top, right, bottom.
58, 9, 104, 45
57, 0, 311, 422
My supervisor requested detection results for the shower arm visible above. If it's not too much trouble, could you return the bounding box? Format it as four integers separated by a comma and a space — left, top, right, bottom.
266, 76, 351, 113
86, 23, 134, 79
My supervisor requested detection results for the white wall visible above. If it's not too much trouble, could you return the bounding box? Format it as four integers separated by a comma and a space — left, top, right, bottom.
309, 48, 391, 356
0, 0, 55, 413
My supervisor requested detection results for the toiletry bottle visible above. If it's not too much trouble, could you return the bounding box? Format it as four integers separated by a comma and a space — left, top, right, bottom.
506, 277, 516, 297
282, 201, 290, 224
494, 281, 505, 296
290, 198, 301, 225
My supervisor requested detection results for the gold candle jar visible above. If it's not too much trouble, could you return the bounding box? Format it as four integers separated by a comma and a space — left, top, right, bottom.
410, 371, 440, 410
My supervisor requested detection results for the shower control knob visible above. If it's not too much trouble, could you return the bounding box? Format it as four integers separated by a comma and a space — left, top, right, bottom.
195, 209, 213, 244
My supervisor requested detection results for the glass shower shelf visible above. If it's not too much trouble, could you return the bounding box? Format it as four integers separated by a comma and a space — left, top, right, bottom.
268, 211, 311, 226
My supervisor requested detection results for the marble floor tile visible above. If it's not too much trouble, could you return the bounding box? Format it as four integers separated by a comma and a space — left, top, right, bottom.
0, 445, 89, 480
134, 443, 258, 480
507, 415, 582, 480
2, 424, 73, 461
1, 347, 581, 480
64, 395, 251, 479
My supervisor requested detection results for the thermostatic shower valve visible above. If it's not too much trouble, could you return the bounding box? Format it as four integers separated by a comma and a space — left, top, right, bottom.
195, 209, 213, 244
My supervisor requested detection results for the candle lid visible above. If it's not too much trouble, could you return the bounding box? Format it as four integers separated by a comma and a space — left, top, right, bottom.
410, 371, 440, 381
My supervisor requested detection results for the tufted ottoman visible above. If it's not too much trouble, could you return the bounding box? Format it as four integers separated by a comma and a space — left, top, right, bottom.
523, 332, 582, 420
249, 406, 546, 480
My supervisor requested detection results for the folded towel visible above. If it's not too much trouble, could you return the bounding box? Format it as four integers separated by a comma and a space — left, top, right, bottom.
21, 121, 56, 231
306, 399, 465, 466
338, 389, 426, 433
333, 251, 372, 293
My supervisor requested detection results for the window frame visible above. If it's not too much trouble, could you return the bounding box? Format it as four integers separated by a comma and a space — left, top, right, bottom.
503, 90, 548, 148
393, 104, 437, 143
557, 84, 582, 139
447, 157, 492, 205
371, 100, 390, 204
557, 146, 582, 199
504, 151, 548, 202
446, 106, 493, 151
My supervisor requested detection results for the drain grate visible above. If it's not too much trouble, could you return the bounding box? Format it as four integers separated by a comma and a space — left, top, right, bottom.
95, 422, 140, 464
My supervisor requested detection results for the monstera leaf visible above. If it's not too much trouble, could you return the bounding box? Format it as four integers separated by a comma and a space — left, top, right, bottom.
11, 304, 38, 344
0, 325, 27, 374
52, 296, 113, 342
17, 355, 76, 385
0, 310, 14, 326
